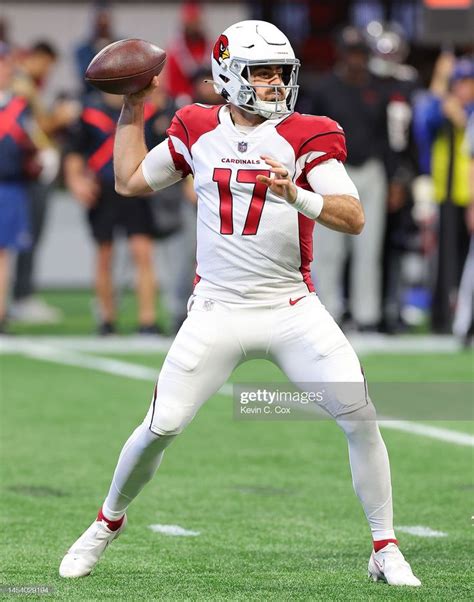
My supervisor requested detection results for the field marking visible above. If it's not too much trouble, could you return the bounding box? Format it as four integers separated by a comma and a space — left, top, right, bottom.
395, 525, 448, 538
0, 335, 172, 355
377, 420, 474, 446
18, 342, 160, 381
348, 333, 461, 354
0, 333, 462, 355
4, 341, 473, 448
148, 524, 200, 537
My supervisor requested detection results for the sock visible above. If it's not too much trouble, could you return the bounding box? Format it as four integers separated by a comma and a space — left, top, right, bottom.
97, 507, 125, 531
373, 538, 398, 552
337, 404, 395, 542
101, 422, 175, 519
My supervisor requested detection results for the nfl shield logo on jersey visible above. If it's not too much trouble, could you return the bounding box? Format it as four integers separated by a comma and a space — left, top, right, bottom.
238, 141, 248, 153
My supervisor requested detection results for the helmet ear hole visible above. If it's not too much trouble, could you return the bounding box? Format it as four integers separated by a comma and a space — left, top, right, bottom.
219, 74, 230, 83
230, 60, 242, 74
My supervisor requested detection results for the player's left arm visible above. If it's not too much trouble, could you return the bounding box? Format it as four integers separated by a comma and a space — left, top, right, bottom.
257, 156, 365, 235
314, 193, 364, 234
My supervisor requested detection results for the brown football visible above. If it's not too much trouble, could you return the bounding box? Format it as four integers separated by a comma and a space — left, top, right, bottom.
85, 38, 166, 95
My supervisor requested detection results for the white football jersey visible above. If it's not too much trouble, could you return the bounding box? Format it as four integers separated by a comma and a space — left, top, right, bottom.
146, 104, 348, 304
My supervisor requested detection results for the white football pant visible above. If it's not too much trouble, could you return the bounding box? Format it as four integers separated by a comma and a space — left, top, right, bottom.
146, 294, 367, 435
103, 294, 395, 541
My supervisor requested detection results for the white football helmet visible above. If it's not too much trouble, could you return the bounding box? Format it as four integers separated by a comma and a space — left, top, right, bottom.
211, 20, 300, 120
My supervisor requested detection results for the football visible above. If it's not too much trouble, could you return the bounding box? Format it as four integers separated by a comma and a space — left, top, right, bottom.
85, 38, 167, 95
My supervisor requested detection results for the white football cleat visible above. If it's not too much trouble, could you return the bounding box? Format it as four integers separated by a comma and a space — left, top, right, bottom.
368, 543, 421, 587
59, 514, 127, 578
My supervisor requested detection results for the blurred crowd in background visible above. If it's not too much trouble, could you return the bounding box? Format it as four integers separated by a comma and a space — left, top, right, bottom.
0, 0, 473, 344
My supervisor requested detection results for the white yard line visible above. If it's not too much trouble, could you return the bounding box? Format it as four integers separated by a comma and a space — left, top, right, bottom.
395, 525, 448, 538
0, 335, 173, 355
148, 524, 200, 537
19, 342, 160, 381
2, 339, 472, 448
347, 333, 462, 354
378, 420, 474, 447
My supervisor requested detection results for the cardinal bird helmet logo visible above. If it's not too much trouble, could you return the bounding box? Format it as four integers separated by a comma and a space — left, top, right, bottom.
213, 34, 230, 64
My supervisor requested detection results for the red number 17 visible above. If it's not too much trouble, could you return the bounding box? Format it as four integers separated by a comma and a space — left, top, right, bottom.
213, 168, 271, 236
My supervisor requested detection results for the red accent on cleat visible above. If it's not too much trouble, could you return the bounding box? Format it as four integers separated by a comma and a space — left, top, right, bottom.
97, 507, 125, 531
373, 538, 398, 552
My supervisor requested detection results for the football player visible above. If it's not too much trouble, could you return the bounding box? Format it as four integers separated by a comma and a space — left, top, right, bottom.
60, 21, 420, 586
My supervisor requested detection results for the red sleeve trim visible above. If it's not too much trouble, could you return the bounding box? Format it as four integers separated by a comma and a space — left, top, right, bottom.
167, 113, 188, 148
167, 137, 192, 177
276, 114, 347, 167
167, 104, 220, 155
305, 150, 346, 176
175, 113, 190, 148
299, 131, 346, 157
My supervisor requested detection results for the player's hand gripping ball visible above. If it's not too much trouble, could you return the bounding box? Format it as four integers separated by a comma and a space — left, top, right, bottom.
85, 38, 166, 95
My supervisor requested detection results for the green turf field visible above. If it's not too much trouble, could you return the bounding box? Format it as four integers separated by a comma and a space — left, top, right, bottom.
7, 290, 171, 336
0, 344, 472, 600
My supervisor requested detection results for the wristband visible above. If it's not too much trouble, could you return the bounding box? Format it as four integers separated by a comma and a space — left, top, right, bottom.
292, 187, 324, 220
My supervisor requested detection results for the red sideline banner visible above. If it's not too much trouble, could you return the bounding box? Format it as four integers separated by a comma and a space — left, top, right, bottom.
424, 0, 472, 7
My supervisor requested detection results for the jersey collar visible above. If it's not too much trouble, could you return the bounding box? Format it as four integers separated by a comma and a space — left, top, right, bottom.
220, 104, 290, 137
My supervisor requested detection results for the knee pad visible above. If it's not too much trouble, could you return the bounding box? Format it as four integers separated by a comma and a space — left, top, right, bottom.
336, 400, 379, 438
148, 400, 195, 436
316, 380, 369, 419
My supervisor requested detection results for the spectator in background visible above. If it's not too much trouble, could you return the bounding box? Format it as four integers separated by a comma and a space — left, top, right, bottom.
164, 1, 212, 107
366, 21, 420, 333
310, 27, 389, 332
413, 55, 474, 333
63, 90, 165, 335
191, 67, 224, 106
453, 111, 474, 347
0, 43, 36, 333
75, 1, 118, 98
10, 40, 79, 324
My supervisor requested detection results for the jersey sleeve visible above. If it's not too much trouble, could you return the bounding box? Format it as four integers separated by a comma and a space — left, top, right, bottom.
165, 104, 221, 177
299, 116, 347, 177
306, 158, 359, 199
277, 113, 347, 185
166, 111, 193, 176
141, 139, 183, 191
